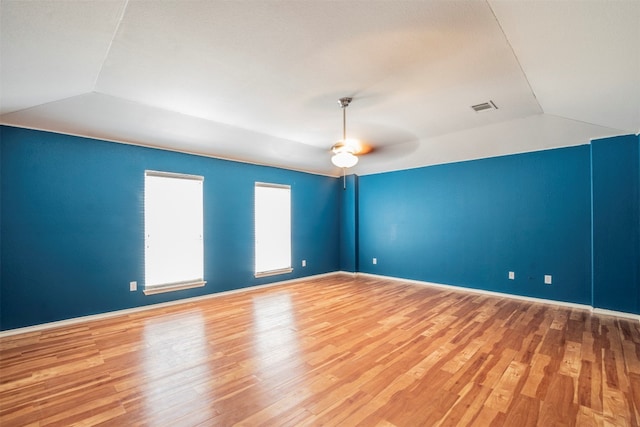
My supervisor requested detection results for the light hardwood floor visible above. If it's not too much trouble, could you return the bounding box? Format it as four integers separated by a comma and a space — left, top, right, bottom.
1, 274, 639, 426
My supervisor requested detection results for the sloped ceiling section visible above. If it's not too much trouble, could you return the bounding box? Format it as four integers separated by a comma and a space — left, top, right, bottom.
1, 0, 638, 176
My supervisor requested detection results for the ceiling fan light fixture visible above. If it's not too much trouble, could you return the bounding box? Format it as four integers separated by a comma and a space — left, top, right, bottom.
330, 96, 360, 169
331, 151, 359, 168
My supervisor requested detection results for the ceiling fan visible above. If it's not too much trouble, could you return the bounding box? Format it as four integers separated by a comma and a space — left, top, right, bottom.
330, 97, 373, 169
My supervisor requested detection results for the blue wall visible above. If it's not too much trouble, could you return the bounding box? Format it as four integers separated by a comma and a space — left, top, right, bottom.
1, 126, 340, 330
591, 135, 640, 313
2, 125, 638, 330
339, 174, 358, 272
358, 146, 594, 305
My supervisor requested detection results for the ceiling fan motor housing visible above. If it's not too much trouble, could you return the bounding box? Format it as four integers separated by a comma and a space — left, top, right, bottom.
338, 97, 352, 108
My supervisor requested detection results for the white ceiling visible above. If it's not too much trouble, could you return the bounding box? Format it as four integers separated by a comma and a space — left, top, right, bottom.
1, 0, 638, 176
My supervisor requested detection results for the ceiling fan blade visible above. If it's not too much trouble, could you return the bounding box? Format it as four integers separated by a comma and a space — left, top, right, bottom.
358, 139, 420, 161
354, 141, 374, 155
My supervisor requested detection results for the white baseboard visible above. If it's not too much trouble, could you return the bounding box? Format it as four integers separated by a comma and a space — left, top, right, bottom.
0, 271, 342, 338
592, 308, 640, 321
4, 270, 637, 338
356, 272, 640, 321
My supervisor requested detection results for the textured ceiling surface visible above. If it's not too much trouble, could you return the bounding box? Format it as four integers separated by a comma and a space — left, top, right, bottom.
1, 0, 638, 176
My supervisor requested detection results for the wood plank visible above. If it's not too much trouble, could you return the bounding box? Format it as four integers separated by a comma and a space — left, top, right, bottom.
539, 374, 579, 426
1, 275, 639, 425
520, 352, 551, 398
484, 360, 527, 412
436, 381, 493, 427
502, 394, 540, 427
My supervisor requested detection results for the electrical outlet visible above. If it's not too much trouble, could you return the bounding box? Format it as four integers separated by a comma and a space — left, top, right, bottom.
373, 258, 377, 265
544, 275, 552, 285
130, 281, 137, 291
508, 271, 515, 280
302, 259, 306, 267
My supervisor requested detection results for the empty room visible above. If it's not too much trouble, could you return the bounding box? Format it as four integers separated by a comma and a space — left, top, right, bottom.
1, 1, 639, 426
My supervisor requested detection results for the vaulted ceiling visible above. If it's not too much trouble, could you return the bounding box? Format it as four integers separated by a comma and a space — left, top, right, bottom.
1, 1, 638, 176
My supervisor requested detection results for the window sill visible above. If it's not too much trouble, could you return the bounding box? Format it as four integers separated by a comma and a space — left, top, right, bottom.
255, 267, 293, 278
143, 280, 206, 295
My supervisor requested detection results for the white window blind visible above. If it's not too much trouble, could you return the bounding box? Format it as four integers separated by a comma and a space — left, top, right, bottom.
144, 171, 204, 293
254, 183, 292, 277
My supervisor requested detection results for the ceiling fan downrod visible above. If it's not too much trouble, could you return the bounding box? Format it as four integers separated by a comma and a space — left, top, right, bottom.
339, 97, 352, 141
331, 97, 358, 171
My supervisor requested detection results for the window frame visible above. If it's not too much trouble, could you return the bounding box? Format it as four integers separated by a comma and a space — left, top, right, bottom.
254, 182, 293, 278
143, 170, 206, 295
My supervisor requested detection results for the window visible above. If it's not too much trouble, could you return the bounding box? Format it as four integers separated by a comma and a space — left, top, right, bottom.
144, 171, 205, 295
254, 182, 292, 277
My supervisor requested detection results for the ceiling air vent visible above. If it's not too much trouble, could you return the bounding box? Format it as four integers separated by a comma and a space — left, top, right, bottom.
471, 101, 498, 112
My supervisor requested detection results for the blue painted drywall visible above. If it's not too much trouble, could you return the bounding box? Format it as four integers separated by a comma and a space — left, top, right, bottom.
339, 175, 358, 272
3, 125, 638, 329
0, 133, 2, 300
591, 134, 640, 313
358, 146, 593, 305
0, 126, 340, 330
